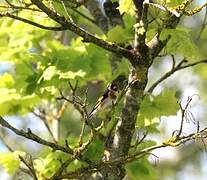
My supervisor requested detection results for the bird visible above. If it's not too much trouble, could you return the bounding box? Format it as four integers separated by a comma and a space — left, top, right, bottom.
89, 83, 118, 118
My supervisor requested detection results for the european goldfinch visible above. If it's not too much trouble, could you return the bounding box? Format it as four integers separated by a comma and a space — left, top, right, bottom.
89, 83, 118, 118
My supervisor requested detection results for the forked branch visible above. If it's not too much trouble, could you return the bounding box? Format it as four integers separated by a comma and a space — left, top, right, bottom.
148, 59, 207, 93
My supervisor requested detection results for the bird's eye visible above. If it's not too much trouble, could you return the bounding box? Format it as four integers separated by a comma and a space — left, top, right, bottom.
112, 84, 118, 91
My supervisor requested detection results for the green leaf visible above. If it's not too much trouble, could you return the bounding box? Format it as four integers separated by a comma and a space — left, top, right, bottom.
195, 66, 207, 80
107, 25, 132, 43
0, 73, 14, 88
113, 58, 130, 78
0, 12, 54, 62
67, 159, 86, 172
160, 28, 201, 60
0, 88, 40, 115
0, 151, 25, 174
84, 44, 111, 80
137, 90, 179, 127
123, 13, 136, 31
15, 62, 36, 92
34, 151, 68, 178
58, 70, 86, 79
166, 0, 185, 6
126, 158, 157, 180
83, 138, 104, 161
39, 39, 111, 82
40, 66, 57, 81
136, 140, 157, 151
118, 0, 135, 15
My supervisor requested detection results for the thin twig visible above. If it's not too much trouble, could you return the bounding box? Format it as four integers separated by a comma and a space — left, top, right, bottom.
60, 0, 74, 22
50, 157, 75, 180
55, 101, 68, 120
59, 126, 207, 179
78, 121, 86, 146
71, 8, 96, 24
19, 155, 38, 180
58, 84, 94, 131
176, 95, 196, 137
32, 111, 57, 143
0, 116, 93, 166
0, 134, 32, 176
170, 54, 176, 70
135, 131, 148, 147
57, 89, 84, 117
148, 59, 207, 93
147, 152, 160, 166
0, 134, 14, 152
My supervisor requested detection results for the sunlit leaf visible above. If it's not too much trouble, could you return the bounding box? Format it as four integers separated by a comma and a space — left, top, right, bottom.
160, 28, 201, 60
0, 88, 40, 115
137, 90, 179, 127
34, 151, 68, 178
107, 25, 132, 43
118, 0, 135, 15
83, 138, 104, 161
0, 151, 25, 174
0, 73, 14, 88
126, 158, 157, 180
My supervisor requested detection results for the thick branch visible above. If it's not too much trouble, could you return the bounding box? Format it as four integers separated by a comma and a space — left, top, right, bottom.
0, 116, 94, 165
30, 0, 134, 60
133, 0, 148, 49
0, 116, 72, 153
98, 67, 149, 179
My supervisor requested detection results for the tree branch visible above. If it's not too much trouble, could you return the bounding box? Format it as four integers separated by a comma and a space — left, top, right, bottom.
196, 6, 207, 41
50, 157, 75, 180
32, 111, 57, 143
0, 116, 73, 154
0, 134, 33, 177
19, 155, 38, 180
0, 133, 14, 152
146, 0, 193, 60
4, 0, 41, 12
148, 59, 207, 93
0, 12, 68, 31
30, 0, 134, 60
59, 125, 207, 179
133, 0, 148, 49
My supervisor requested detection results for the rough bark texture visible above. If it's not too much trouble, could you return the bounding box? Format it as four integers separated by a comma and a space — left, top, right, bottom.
97, 1, 151, 179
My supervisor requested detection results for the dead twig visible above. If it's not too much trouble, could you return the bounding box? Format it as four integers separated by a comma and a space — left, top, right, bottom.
175, 95, 198, 138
